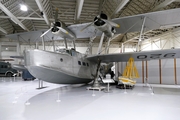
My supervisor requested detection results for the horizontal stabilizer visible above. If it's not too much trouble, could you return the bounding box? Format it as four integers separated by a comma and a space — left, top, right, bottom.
0, 59, 14, 61
10, 56, 24, 59
12, 64, 27, 71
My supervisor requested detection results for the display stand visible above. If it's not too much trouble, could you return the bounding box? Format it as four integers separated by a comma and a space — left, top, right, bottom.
37, 79, 46, 89
124, 84, 127, 94
102, 79, 114, 93
56, 92, 61, 102
13, 74, 16, 82
86, 78, 106, 91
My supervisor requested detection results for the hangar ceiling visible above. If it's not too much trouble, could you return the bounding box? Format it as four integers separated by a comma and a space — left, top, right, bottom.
0, 0, 180, 45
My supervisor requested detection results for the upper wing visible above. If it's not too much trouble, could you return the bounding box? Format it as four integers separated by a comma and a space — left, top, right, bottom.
6, 29, 64, 42
6, 8, 180, 41
87, 49, 180, 63
6, 24, 101, 41
68, 8, 180, 38
112, 8, 180, 34
67, 23, 102, 39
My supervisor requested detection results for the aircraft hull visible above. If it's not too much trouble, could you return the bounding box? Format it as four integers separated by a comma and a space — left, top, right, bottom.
24, 49, 94, 84
28, 65, 93, 84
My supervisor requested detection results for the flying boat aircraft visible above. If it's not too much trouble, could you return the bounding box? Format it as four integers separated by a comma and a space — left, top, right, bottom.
7, 8, 180, 85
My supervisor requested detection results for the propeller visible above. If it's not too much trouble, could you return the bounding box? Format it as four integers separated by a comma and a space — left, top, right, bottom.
58, 27, 68, 34
81, 19, 98, 31
40, 8, 69, 37
40, 28, 52, 37
101, 18, 120, 28
81, 12, 120, 31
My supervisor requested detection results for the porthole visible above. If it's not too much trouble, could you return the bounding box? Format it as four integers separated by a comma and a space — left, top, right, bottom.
60, 58, 63, 62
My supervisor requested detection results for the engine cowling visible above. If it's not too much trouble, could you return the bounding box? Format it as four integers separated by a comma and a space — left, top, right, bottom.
94, 13, 108, 26
51, 21, 61, 32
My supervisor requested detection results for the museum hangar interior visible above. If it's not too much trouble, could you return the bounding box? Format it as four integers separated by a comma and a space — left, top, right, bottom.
1, 0, 180, 120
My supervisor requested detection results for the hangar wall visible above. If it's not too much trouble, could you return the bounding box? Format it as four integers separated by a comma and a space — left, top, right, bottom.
0, 41, 20, 64
20, 45, 121, 54
1, 28, 180, 85
117, 30, 180, 85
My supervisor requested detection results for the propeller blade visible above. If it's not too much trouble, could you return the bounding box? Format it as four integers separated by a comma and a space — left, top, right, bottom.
54, 8, 59, 22
81, 22, 94, 32
58, 27, 69, 34
101, 19, 120, 28
40, 28, 52, 37
81, 19, 98, 32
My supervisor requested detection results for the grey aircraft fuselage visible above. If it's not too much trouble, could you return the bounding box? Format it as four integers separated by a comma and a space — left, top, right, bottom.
24, 49, 97, 84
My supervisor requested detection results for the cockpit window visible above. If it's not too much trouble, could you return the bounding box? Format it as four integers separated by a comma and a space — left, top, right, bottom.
70, 48, 76, 56
66, 50, 70, 54
57, 48, 77, 56
71, 50, 75, 56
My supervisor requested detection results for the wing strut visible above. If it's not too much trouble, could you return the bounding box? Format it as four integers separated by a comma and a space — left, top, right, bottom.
64, 38, 68, 49
97, 33, 105, 54
42, 32, 45, 50
137, 16, 146, 51
105, 38, 111, 54
86, 59, 106, 91
72, 39, 76, 50
52, 37, 55, 52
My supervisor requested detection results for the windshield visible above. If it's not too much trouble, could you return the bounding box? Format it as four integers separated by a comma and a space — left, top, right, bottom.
56, 48, 77, 56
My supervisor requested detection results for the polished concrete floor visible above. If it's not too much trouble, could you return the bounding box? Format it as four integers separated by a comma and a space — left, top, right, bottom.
1, 77, 180, 120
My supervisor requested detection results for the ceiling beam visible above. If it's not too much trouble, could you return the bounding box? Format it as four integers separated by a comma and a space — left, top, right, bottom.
124, 27, 180, 44
20, 9, 42, 23
35, 0, 50, 26
111, 0, 129, 18
75, 0, 84, 22
0, 16, 46, 20
0, 27, 7, 34
0, 2, 29, 31
144, 27, 180, 41
98, 0, 105, 14
153, 0, 175, 11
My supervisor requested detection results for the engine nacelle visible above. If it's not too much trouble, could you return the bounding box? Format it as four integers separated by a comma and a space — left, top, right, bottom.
93, 13, 115, 38
94, 13, 108, 26
51, 21, 76, 39
51, 21, 67, 32
51, 21, 61, 32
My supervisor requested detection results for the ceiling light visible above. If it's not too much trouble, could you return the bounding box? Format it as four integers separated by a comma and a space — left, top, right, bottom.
20, 4, 28, 11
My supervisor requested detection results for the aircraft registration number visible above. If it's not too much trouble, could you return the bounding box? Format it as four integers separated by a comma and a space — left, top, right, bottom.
137, 53, 176, 59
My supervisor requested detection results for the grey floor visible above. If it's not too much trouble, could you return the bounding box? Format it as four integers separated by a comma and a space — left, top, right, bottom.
1, 77, 180, 120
